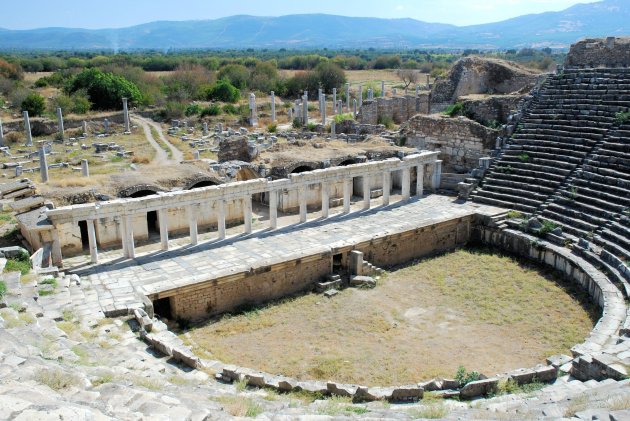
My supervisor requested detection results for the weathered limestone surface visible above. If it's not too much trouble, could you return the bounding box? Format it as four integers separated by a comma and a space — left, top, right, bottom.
357, 94, 430, 125
459, 94, 523, 125
431, 57, 539, 110
565, 37, 630, 68
401, 114, 498, 172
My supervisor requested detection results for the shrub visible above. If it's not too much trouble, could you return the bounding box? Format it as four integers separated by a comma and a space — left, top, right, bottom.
5, 251, 31, 275
205, 80, 241, 103
292, 117, 303, 129
615, 111, 630, 125
455, 365, 480, 387
0, 280, 6, 299
200, 105, 222, 117
377, 115, 395, 129
518, 153, 530, 162
67, 68, 142, 110
539, 220, 558, 236
267, 123, 277, 133
306, 122, 318, 132
222, 104, 239, 115
184, 103, 203, 116
217, 64, 250, 89
21, 92, 46, 116
334, 113, 353, 124
444, 103, 463, 117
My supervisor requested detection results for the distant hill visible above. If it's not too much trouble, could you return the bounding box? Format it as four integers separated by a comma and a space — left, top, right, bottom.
0, 0, 628, 50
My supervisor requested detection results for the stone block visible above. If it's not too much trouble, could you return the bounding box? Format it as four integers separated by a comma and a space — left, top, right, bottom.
389, 385, 423, 402
533, 365, 558, 383
459, 378, 499, 400
349, 276, 376, 288
327, 382, 358, 397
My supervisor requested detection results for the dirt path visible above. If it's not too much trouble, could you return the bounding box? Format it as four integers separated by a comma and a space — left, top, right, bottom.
133, 115, 184, 164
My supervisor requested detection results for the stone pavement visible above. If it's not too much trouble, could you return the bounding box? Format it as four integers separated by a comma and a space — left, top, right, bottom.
65, 194, 505, 321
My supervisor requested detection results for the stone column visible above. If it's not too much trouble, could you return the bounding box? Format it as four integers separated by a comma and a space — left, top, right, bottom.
381, 81, 385, 97
302, 91, 309, 124
343, 178, 352, 213
0, 118, 4, 147
338, 100, 343, 114
382, 171, 391, 206
358, 85, 363, 108
218, 200, 226, 240
416, 164, 424, 198
122, 215, 135, 259
402, 167, 411, 200
122, 98, 130, 133
187, 206, 198, 246
39, 146, 49, 183
288, 108, 293, 121
158, 209, 169, 251
321, 94, 326, 125
104, 118, 109, 135
193, 150, 200, 160
431, 160, 443, 191
331, 121, 336, 136
349, 250, 364, 276
81, 159, 89, 177
426, 74, 430, 85
56, 108, 64, 140
243, 196, 253, 234
321, 182, 330, 218
82, 121, 88, 136
87, 219, 98, 264
270, 91, 276, 123
203, 122, 209, 136
298, 186, 307, 223
416, 85, 420, 96
332, 88, 337, 115
51, 225, 63, 268
15, 166, 22, 177
269, 190, 278, 230
362, 176, 371, 210
353, 99, 358, 118
393, 88, 397, 96
345, 83, 350, 111
249, 93, 258, 126
23, 111, 33, 147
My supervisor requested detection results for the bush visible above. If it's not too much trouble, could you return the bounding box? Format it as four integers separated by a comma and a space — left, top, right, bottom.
205, 80, 241, 103
217, 64, 250, 89
267, 123, 277, 133
67, 68, 142, 110
455, 366, 480, 387
0, 280, 6, 299
21, 92, 46, 116
292, 117, 303, 129
184, 103, 203, 116
0, 58, 23, 80
377, 115, 395, 129
222, 104, 239, 115
334, 113, 353, 124
539, 220, 558, 236
200, 105, 222, 117
615, 111, 630, 125
444, 103, 463, 117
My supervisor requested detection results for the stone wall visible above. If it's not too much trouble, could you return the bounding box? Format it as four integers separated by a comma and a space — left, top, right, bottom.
565, 37, 630, 68
401, 115, 498, 172
218, 136, 257, 162
431, 57, 539, 111
357, 94, 430, 125
163, 215, 471, 320
1, 113, 125, 137
459, 94, 524, 126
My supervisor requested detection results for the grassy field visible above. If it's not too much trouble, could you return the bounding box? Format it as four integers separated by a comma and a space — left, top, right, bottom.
185, 248, 597, 386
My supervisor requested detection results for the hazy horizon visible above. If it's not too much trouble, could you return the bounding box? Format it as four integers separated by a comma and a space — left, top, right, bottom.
0, 0, 601, 30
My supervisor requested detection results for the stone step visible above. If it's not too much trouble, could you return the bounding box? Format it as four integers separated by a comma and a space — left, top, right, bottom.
473, 189, 542, 209
539, 209, 594, 238
482, 185, 549, 202
505, 144, 590, 158
594, 236, 630, 262
568, 180, 630, 207
486, 168, 565, 184
546, 201, 607, 229
583, 165, 630, 183
577, 171, 630, 195
558, 189, 627, 214
471, 195, 537, 214
482, 177, 556, 194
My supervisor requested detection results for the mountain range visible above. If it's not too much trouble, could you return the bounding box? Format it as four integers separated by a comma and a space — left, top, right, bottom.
0, 0, 628, 50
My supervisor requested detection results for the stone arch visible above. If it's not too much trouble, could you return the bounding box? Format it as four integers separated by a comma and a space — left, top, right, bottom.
287, 161, 319, 174
117, 184, 164, 198
183, 176, 223, 190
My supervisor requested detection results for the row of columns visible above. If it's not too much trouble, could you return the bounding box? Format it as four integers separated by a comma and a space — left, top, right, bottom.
78, 161, 440, 263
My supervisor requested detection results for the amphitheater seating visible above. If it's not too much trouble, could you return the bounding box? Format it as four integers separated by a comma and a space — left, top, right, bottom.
473, 69, 630, 262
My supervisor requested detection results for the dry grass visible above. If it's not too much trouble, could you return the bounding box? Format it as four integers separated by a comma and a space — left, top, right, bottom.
186, 248, 596, 386
35, 368, 81, 390
216, 396, 264, 417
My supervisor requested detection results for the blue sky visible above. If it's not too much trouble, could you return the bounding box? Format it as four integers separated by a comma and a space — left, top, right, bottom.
1, 0, 600, 29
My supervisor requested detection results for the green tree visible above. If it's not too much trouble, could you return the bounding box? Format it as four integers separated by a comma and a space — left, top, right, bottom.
217, 64, 250, 89
21, 92, 46, 116
67, 68, 142, 110
205, 80, 241, 103
314, 62, 346, 93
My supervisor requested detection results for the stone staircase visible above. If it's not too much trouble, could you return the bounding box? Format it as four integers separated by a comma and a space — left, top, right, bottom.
473, 68, 629, 215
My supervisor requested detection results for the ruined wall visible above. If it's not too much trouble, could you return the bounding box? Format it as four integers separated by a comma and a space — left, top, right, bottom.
165, 216, 471, 320
459, 94, 524, 126
1, 113, 125, 137
401, 115, 498, 172
431, 57, 538, 111
218, 136, 257, 162
170, 254, 332, 320
565, 37, 630, 68
357, 94, 430, 125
